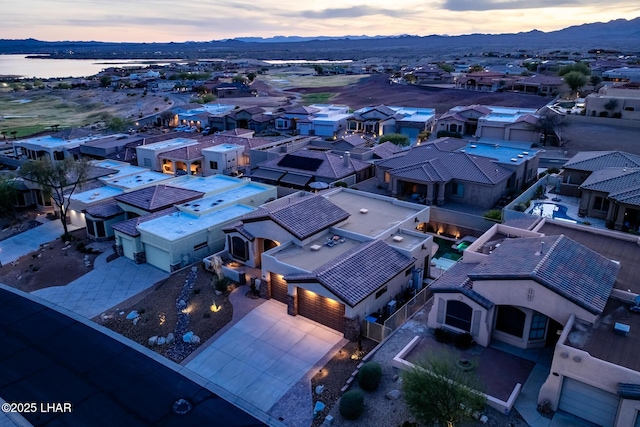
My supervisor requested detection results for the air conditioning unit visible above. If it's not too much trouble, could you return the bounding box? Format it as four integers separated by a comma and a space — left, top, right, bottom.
387, 300, 397, 315
360, 208, 368, 214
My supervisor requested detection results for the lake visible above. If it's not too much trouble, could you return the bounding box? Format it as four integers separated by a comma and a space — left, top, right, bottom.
0, 55, 181, 79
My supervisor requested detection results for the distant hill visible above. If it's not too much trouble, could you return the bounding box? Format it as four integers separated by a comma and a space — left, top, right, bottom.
0, 17, 638, 60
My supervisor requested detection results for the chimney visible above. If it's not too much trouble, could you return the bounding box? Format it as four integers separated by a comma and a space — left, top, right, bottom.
344, 151, 351, 167
535, 241, 545, 256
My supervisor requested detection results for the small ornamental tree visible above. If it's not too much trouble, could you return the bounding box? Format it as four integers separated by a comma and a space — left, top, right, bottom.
379, 133, 410, 147
403, 351, 485, 426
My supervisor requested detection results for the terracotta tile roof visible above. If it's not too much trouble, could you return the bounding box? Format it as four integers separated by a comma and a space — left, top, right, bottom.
286, 240, 414, 307
469, 235, 619, 314
221, 222, 255, 241
580, 167, 640, 194
257, 149, 370, 181
372, 141, 403, 159
114, 185, 203, 212
242, 194, 349, 240
430, 262, 494, 309
111, 207, 178, 237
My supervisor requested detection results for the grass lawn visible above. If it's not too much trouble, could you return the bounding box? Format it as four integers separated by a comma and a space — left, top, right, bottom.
301, 92, 335, 105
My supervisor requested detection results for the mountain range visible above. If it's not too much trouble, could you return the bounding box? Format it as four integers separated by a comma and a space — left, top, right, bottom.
0, 17, 638, 60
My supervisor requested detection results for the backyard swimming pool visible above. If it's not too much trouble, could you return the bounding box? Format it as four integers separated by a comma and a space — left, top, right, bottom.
530, 202, 577, 222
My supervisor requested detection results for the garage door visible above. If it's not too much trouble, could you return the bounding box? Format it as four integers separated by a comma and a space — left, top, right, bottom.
144, 244, 171, 272
270, 273, 288, 304
559, 377, 619, 427
298, 288, 345, 333
510, 129, 535, 143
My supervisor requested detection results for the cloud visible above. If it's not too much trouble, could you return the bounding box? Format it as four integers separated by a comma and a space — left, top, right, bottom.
442, 0, 602, 11
291, 6, 410, 19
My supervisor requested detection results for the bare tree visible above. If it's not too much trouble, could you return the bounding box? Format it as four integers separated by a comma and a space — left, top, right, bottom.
20, 157, 90, 237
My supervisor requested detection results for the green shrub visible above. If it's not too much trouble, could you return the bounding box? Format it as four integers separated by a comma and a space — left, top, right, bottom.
358, 362, 382, 391
339, 390, 364, 420
379, 133, 410, 146
483, 209, 502, 222
436, 130, 463, 139
434, 327, 453, 344
334, 181, 348, 188
454, 332, 474, 349
76, 242, 86, 252
215, 276, 232, 292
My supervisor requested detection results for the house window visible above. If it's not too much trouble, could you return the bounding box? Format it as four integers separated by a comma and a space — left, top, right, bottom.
348, 121, 358, 131
53, 151, 65, 161
193, 241, 207, 251
593, 196, 610, 212
230, 236, 248, 261
86, 218, 96, 236
495, 306, 526, 338
451, 182, 464, 197
210, 161, 218, 170
95, 221, 106, 238
445, 300, 472, 332
375, 286, 387, 299
529, 312, 547, 340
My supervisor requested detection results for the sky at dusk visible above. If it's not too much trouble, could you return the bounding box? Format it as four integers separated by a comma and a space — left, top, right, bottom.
4, 0, 639, 43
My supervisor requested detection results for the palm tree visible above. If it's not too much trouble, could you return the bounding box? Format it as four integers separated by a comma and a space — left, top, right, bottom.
10, 130, 17, 140
534, 111, 566, 146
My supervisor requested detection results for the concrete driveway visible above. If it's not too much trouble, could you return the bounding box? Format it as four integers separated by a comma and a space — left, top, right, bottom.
186, 300, 344, 412
32, 256, 168, 319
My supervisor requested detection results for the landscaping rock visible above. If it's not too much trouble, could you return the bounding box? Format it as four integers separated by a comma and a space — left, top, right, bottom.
386, 390, 401, 400
100, 313, 113, 322
182, 331, 194, 343
189, 334, 201, 344
148, 336, 158, 346
157, 336, 166, 346
314, 401, 325, 418
322, 415, 334, 426
315, 385, 325, 395
126, 310, 139, 320
177, 299, 187, 310
133, 317, 140, 325
166, 333, 175, 344
480, 415, 489, 424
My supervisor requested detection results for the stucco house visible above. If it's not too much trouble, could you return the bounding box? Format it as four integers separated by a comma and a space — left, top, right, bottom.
560, 151, 640, 231
436, 105, 541, 144
207, 106, 275, 133
585, 83, 640, 120
375, 138, 539, 208
209, 189, 432, 339
425, 217, 640, 426
347, 105, 435, 141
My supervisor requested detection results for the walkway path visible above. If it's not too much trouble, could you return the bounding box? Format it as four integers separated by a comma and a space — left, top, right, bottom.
32, 254, 167, 319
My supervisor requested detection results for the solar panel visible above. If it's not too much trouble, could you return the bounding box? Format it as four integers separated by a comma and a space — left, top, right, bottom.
277, 154, 323, 171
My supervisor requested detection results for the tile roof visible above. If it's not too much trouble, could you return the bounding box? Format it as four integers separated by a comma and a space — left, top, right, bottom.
257, 149, 370, 180
563, 151, 640, 172
378, 140, 512, 185
372, 141, 403, 159
580, 167, 640, 194
430, 262, 495, 309
111, 207, 178, 237
469, 235, 619, 314
285, 105, 320, 115
84, 201, 124, 218
242, 194, 349, 240
114, 185, 204, 212
221, 222, 255, 241
285, 240, 414, 307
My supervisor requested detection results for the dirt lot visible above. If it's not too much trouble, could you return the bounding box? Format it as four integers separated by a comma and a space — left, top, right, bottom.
0, 227, 101, 292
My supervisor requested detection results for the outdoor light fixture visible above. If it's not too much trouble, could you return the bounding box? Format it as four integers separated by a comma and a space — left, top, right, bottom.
210, 301, 221, 312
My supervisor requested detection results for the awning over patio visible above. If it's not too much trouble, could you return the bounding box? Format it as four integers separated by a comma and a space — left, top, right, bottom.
250, 168, 286, 182
279, 172, 313, 186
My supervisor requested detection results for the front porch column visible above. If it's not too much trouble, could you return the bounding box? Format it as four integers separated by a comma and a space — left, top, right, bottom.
605, 202, 617, 229
287, 287, 298, 316
614, 204, 627, 231
172, 161, 176, 174
391, 177, 398, 196
436, 182, 446, 205
344, 316, 361, 341
113, 244, 123, 257
425, 183, 434, 205
259, 276, 272, 299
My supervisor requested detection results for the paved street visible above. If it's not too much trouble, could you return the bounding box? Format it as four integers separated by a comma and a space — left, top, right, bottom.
0, 285, 268, 427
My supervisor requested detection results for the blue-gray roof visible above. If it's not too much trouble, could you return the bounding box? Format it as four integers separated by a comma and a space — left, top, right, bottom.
469, 235, 619, 314
430, 262, 495, 309
285, 240, 414, 307
243, 195, 349, 240
111, 207, 178, 237
563, 151, 640, 172
85, 201, 124, 219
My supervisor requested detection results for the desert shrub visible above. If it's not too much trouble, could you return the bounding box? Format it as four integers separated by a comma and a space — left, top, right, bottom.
483, 209, 502, 222
358, 362, 382, 391
215, 276, 233, 292
76, 242, 86, 252
334, 181, 348, 188
436, 130, 463, 139
434, 327, 453, 344
454, 332, 474, 349
339, 390, 364, 420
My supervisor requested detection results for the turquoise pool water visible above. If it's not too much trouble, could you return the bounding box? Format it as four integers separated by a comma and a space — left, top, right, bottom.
531, 202, 577, 222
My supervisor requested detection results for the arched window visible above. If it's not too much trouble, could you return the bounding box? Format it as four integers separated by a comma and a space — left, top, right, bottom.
230, 236, 248, 261
495, 306, 526, 338
445, 300, 472, 332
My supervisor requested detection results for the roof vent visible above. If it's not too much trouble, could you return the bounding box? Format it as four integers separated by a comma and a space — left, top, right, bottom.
510, 158, 518, 162
523, 151, 529, 155
360, 208, 368, 214
518, 154, 524, 158
393, 235, 403, 242
310, 244, 322, 251
470, 144, 477, 148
